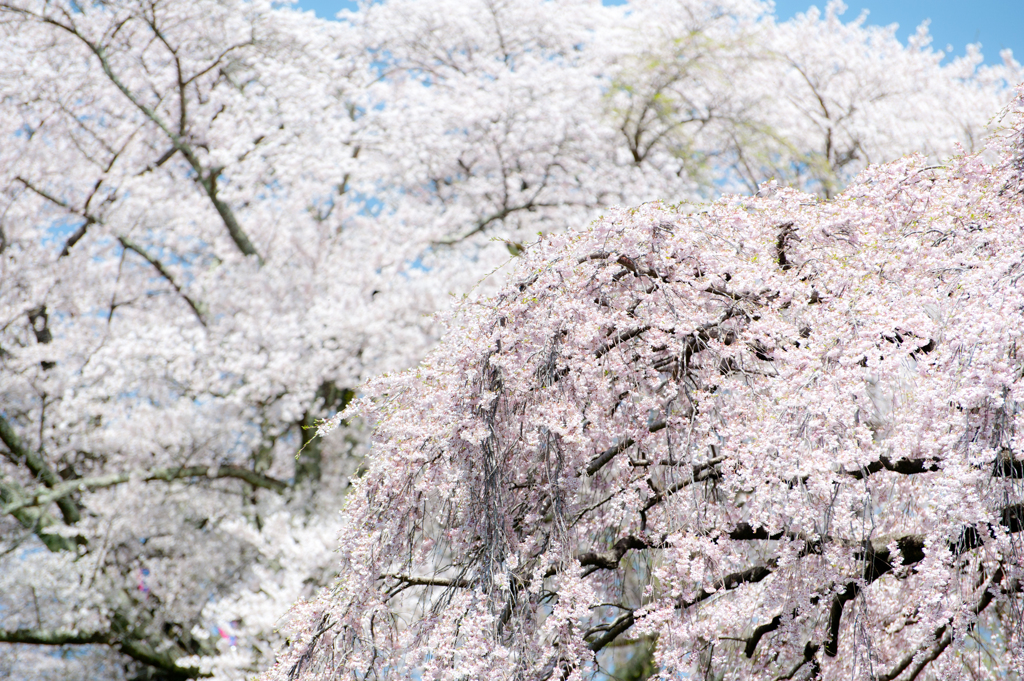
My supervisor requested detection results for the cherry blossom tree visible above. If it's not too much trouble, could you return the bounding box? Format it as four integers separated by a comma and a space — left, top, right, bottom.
608, 1, 1022, 199
0, 1, 411, 678
359, 0, 1021, 265
0, 0, 1021, 679
269, 97, 1024, 681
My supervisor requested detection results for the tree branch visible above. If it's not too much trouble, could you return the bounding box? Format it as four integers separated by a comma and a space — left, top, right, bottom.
641, 456, 723, 513
681, 562, 775, 609
776, 642, 820, 681
3, 463, 288, 516
586, 420, 666, 476
118, 237, 207, 326
587, 610, 635, 652
382, 573, 473, 589
876, 570, 1007, 681
59, 216, 95, 257
745, 615, 782, 658
578, 535, 652, 571
0, 477, 77, 552
595, 326, 652, 360
13, 177, 207, 326
0, 414, 80, 524
0, 626, 210, 679
0, 627, 109, 645
12, 7, 263, 263
841, 455, 940, 480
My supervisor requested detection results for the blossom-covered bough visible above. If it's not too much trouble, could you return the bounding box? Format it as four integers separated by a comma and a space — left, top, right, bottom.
273, 108, 1024, 680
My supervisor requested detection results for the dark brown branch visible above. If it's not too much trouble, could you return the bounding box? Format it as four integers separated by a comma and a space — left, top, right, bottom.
841, 455, 940, 480
154, 146, 178, 168
15, 175, 94, 259
745, 615, 782, 658
775, 222, 796, 271
993, 451, 1024, 478
586, 420, 666, 476
727, 522, 788, 542
536, 535, 666, 581
681, 562, 775, 609
704, 284, 744, 301
642, 456, 723, 513
587, 611, 635, 652
822, 522, 1014, 659
16, 175, 98, 261
59, 216, 95, 257
587, 438, 635, 477
823, 583, 859, 657
1001, 503, 1024, 534
578, 535, 651, 571
382, 574, 472, 589
15, 175, 71, 210
614, 255, 669, 282
577, 251, 611, 264
823, 536, 926, 657
19, 174, 96, 259
777, 642, 819, 681
595, 325, 651, 359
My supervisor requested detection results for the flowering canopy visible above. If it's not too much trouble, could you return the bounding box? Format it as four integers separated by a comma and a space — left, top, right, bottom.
1, 0, 1022, 678
273, 105, 1024, 680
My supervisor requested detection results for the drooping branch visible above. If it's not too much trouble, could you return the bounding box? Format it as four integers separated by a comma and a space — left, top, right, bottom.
586, 420, 666, 476
776, 642, 820, 681
744, 614, 782, 658
59, 216, 95, 257
822, 521, 1018, 658
775, 222, 796, 271
875, 571, 1010, 681
641, 456, 723, 513
681, 562, 776, 609
993, 451, 1024, 478
594, 325, 652, 360
691, 502, 1024, 664
584, 561, 777, 654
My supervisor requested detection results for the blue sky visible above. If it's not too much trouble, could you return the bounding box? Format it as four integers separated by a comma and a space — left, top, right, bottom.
773, 0, 1022, 65
293, 0, 1022, 66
